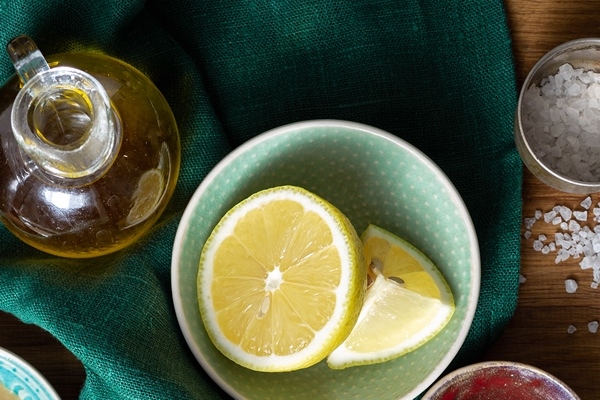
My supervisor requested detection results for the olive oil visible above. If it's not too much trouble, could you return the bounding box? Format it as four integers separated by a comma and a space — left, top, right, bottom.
0, 46, 180, 257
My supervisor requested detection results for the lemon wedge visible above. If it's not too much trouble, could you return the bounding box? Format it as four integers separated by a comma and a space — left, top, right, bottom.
126, 168, 164, 225
327, 224, 455, 369
198, 185, 366, 372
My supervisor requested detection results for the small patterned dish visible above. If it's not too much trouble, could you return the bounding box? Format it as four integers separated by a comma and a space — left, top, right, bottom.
172, 120, 480, 399
0, 346, 60, 400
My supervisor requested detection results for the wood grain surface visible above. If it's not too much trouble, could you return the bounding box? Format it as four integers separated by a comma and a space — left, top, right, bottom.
0, 311, 84, 399
3, 1, 600, 399
482, 2, 600, 400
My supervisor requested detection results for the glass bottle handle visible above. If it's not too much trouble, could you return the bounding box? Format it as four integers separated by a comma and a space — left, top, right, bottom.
6, 35, 50, 83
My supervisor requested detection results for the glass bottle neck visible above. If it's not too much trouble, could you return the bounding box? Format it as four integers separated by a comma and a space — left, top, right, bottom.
7, 35, 120, 182
11, 67, 121, 181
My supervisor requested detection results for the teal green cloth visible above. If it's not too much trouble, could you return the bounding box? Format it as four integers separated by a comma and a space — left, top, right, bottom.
0, 0, 521, 399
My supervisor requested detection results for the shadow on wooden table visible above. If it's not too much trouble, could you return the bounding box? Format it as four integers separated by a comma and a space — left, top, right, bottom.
0, 310, 85, 400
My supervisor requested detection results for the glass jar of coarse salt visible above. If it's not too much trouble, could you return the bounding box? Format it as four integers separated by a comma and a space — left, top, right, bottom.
515, 38, 600, 194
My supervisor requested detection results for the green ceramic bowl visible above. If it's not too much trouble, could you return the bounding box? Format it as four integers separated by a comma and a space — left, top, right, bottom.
172, 120, 480, 399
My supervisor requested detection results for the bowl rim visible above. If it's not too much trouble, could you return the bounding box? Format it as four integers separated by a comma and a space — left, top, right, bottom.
0, 346, 60, 400
421, 360, 581, 399
171, 119, 481, 399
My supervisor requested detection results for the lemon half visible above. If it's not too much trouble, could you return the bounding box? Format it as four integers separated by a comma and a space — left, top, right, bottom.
198, 186, 366, 372
327, 224, 455, 369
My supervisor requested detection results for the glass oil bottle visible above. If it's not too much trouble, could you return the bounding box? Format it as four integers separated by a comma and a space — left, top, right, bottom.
0, 35, 180, 257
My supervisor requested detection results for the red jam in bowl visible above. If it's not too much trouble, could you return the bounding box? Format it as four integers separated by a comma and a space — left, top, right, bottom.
422, 362, 580, 400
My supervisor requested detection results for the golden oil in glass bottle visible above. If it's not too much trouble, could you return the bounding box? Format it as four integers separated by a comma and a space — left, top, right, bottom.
0, 35, 180, 257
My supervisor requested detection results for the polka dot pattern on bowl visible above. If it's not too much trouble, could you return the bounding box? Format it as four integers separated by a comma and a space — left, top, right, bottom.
172, 120, 480, 400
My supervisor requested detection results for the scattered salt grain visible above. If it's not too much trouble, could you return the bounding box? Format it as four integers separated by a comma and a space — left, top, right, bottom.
544, 210, 557, 224
523, 199, 600, 329
559, 206, 573, 221
580, 255, 594, 269
569, 220, 581, 232
565, 279, 578, 293
542, 245, 551, 255
524, 217, 537, 230
582, 196, 593, 210
556, 249, 570, 263
574, 210, 588, 221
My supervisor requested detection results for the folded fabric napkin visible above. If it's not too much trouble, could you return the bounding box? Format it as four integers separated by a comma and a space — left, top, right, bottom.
0, 0, 521, 398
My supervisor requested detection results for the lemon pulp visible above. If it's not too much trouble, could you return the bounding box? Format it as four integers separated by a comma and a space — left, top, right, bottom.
327, 224, 455, 369
198, 186, 366, 372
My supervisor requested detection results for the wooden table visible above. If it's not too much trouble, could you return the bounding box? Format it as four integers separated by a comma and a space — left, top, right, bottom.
481, 2, 600, 400
2, 1, 600, 399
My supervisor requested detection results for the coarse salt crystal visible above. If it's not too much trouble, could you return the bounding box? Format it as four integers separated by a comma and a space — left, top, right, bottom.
552, 216, 562, 225
542, 245, 550, 255
568, 325, 577, 334
589, 321, 599, 333
524, 230, 532, 239
569, 220, 581, 232
557, 249, 571, 263
524, 217, 537, 230
559, 206, 573, 221
574, 210, 588, 221
519, 274, 526, 284
565, 279, 578, 293
544, 210, 557, 223
580, 255, 595, 269
582, 196, 593, 209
